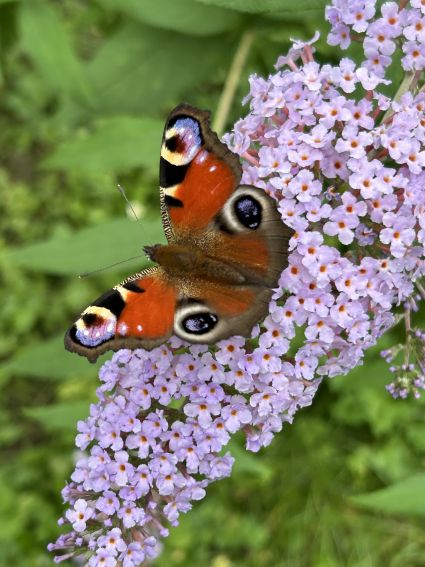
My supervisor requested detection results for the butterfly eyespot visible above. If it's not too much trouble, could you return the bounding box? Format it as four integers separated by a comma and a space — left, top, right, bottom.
216, 185, 269, 234
82, 312, 102, 326
165, 135, 179, 152
74, 306, 117, 347
174, 302, 222, 343
234, 195, 262, 229
161, 116, 202, 167
182, 312, 218, 335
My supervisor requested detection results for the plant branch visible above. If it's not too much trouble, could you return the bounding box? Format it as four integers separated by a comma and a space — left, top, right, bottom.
404, 307, 412, 366
213, 30, 255, 136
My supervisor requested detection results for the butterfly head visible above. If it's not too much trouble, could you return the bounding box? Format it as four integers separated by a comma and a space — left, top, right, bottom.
144, 243, 205, 272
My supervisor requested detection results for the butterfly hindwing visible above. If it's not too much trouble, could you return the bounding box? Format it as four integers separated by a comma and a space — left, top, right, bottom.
205, 185, 293, 288
173, 280, 272, 345
176, 184, 293, 336
65, 268, 177, 362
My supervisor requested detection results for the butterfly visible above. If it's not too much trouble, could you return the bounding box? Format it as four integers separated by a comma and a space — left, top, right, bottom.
65, 104, 293, 362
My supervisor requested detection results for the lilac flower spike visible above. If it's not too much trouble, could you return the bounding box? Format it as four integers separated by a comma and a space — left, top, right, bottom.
51, 0, 425, 563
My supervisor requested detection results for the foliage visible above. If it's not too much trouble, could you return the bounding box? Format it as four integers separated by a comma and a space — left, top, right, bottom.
0, 0, 424, 565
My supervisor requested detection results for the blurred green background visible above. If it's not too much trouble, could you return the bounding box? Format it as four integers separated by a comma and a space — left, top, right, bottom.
0, 0, 424, 565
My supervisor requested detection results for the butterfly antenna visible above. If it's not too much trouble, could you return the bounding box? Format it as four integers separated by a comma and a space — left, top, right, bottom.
78, 254, 145, 278
117, 184, 139, 221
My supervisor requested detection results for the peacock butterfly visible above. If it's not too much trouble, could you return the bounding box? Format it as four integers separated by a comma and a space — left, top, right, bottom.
65, 104, 293, 362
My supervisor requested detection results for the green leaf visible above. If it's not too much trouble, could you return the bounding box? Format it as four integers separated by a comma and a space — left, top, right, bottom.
329, 358, 387, 393
86, 22, 232, 117
43, 116, 163, 173
194, 0, 326, 13
19, 0, 92, 102
99, 0, 242, 36
0, 334, 103, 381
351, 474, 425, 518
23, 401, 89, 430
7, 217, 164, 275
230, 440, 273, 481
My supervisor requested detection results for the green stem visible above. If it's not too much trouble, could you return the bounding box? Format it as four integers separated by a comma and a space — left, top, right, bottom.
416, 280, 425, 301
213, 30, 255, 136
404, 308, 411, 366
380, 71, 416, 125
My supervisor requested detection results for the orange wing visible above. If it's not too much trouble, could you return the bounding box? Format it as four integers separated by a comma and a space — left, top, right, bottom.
65, 268, 176, 362
159, 104, 241, 239
65, 267, 273, 361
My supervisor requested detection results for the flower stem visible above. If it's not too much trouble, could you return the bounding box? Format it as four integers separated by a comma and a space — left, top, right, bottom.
416, 280, 425, 301
213, 30, 255, 136
380, 71, 416, 125
404, 307, 412, 366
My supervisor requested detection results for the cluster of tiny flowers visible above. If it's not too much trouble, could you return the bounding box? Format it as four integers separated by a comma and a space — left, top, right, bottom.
49, 343, 319, 564
51, 1, 425, 564
227, 0, 425, 391
327, 0, 425, 73
381, 303, 425, 398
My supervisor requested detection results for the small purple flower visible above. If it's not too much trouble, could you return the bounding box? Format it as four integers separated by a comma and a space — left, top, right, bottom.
380, 219, 416, 258
153, 376, 177, 405
98, 422, 124, 452
140, 410, 168, 438
75, 419, 95, 450
133, 464, 152, 495
97, 528, 127, 555
365, 21, 396, 56
150, 452, 178, 475
110, 451, 134, 486
402, 40, 425, 71
305, 315, 335, 343
323, 212, 359, 245
184, 399, 221, 428
88, 548, 117, 567
381, 2, 404, 38
119, 541, 147, 567
65, 499, 93, 532
221, 397, 252, 433
288, 169, 322, 202
294, 351, 319, 380
156, 470, 186, 496
328, 22, 352, 49
317, 96, 352, 128
96, 491, 120, 516
117, 501, 145, 529
335, 125, 372, 159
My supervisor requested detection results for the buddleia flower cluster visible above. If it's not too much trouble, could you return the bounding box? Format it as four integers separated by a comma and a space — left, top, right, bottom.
50, 1, 425, 564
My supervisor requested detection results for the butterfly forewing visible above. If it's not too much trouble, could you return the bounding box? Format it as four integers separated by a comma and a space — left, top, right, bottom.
65, 268, 177, 362
159, 104, 241, 240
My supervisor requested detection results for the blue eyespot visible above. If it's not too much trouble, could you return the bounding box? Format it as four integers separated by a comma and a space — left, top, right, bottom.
182, 312, 218, 335
234, 196, 262, 229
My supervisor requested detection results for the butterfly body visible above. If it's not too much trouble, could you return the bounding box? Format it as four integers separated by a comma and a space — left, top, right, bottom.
144, 243, 246, 285
65, 104, 293, 362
